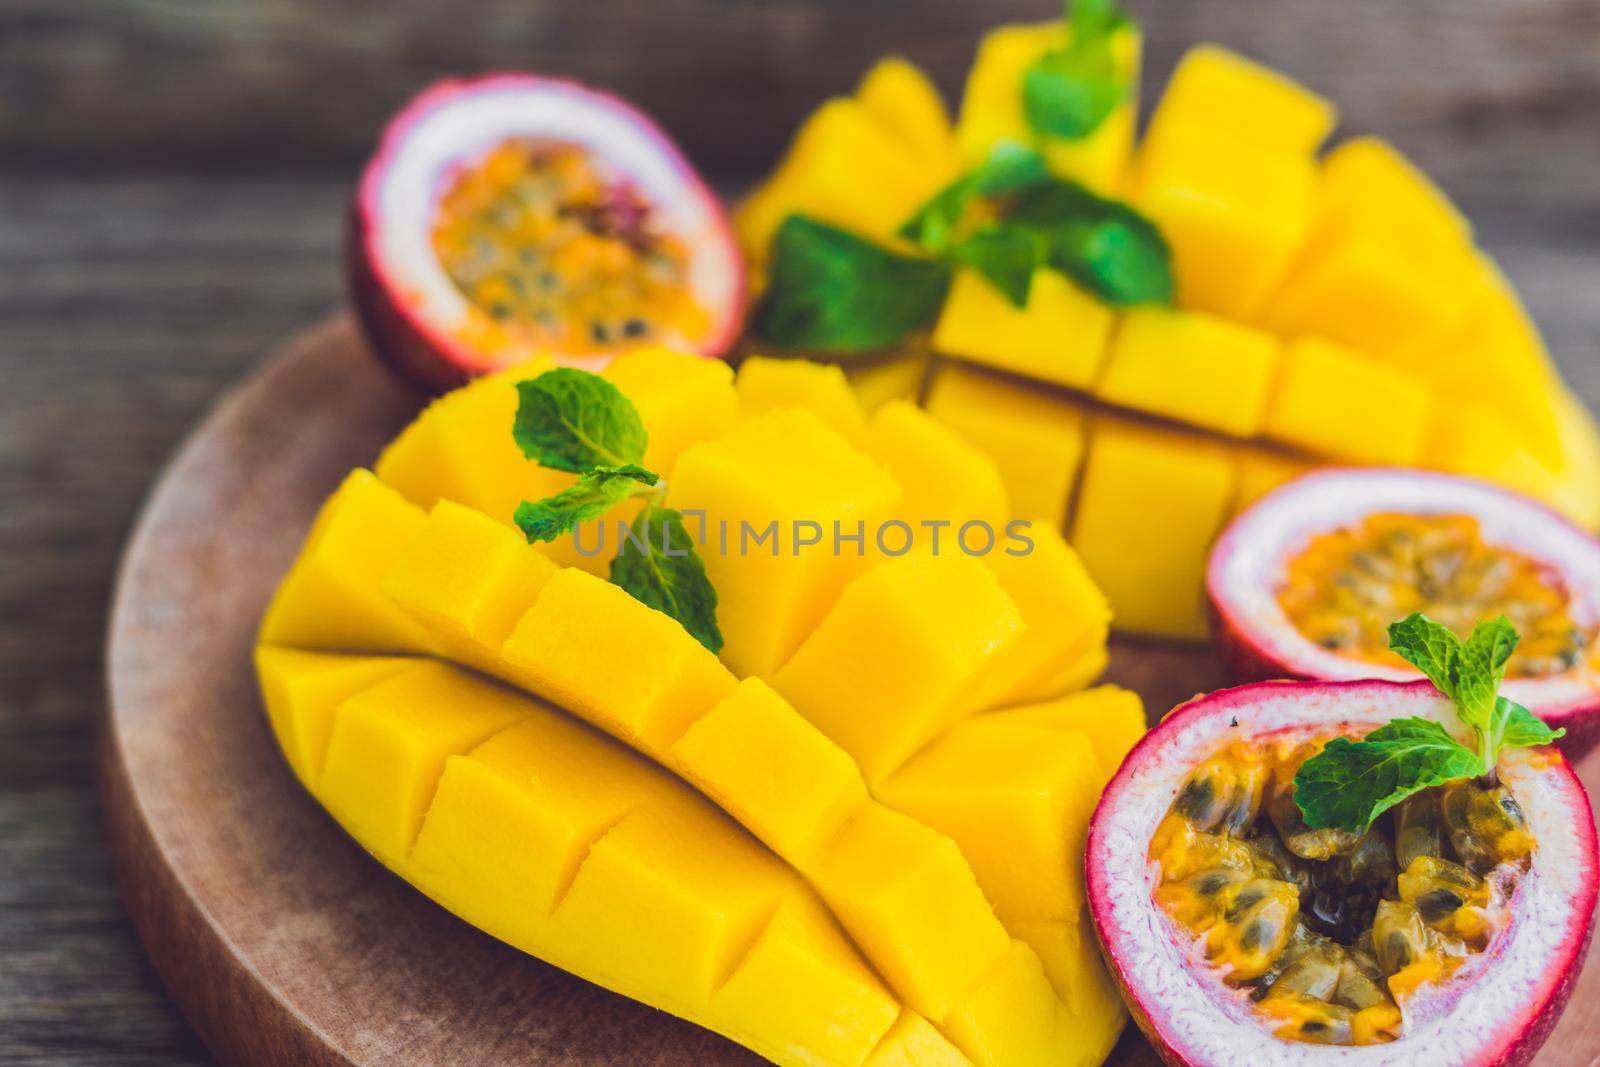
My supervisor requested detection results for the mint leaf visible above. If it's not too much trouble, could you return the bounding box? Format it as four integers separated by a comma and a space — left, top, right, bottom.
1388, 612, 1464, 697
1293, 719, 1483, 832
948, 228, 1044, 307
1493, 696, 1567, 751
755, 217, 951, 355
1006, 180, 1173, 305
513, 464, 659, 544
899, 142, 1053, 252
1388, 613, 1525, 760
513, 369, 648, 473
1459, 616, 1519, 729
610, 505, 723, 653
1022, 0, 1130, 140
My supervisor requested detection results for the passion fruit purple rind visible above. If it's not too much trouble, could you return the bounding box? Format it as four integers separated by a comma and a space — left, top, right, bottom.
349, 73, 744, 392
1087, 678, 1597, 1066
1208, 469, 1600, 756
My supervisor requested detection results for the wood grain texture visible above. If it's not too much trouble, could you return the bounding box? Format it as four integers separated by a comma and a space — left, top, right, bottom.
3, 0, 1599, 220
98, 322, 1600, 1066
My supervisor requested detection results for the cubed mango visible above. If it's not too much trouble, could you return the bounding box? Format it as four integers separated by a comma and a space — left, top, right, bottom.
866, 399, 1009, 530
1143, 45, 1335, 157
932, 269, 1114, 390
981, 686, 1147, 782
1262, 336, 1431, 465
737, 356, 868, 443
855, 56, 958, 173
252, 647, 411, 788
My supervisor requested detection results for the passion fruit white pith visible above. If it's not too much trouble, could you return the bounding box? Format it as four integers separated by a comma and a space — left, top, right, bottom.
1087, 679, 1597, 1066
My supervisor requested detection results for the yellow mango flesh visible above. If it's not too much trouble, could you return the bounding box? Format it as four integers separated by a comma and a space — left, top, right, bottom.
737, 356, 868, 443
668, 408, 901, 678
813, 802, 1012, 1022
841, 349, 931, 414
881, 719, 1102, 921
942, 941, 1077, 1067
955, 21, 1140, 194
932, 268, 1114, 390
923, 363, 1085, 529
1263, 336, 1432, 466
603, 345, 743, 474
855, 56, 959, 173
1095, 307, 1280, 438
985, 686, 1148, 781
253, 647, 412, 788
1070, 413, 1237, 638
771, 553, 1022, 785
671, 677, 869, 870
1143, 44, 1335, 157
972, 525, 1111, 709
318, 660, 532, 862
864, 1012, 970, 1067
258, 469, 437, 654
500, 568, 738, 752
379, 499, 559, 673
1009, 912, 1127, 1045
866, 399, 1009, 529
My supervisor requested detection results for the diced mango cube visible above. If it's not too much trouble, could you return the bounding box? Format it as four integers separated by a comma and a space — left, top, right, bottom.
1133, 124, 1318, 319
671, 677, 868, 869
380, 499, 559, 674
864, 1011, 970, 1067
932, 269, 1114, 390
1315, 136, 1471, 251
1071, 415, 1237, 638
259, 469, 437, 654
842, 349, 931, 414
737, 356, 868, 443
1095, 307, 1280, 437
1233, 446, 1316, 512
1008, 913, 1126, 1049
855, 56, 958, 173
253, 647, 411, 788
1263, 336, 1431, 465
552, 804, 794, 1005
941, 941, 1073, 1067
882, 721, 1101, 920
772, 553, 1022, 784
501, 568, 737, 753
668, 408, 901, 678
955, 21, 1141, 194
971, 525, 1111, 708
1144, 45, 1335, 157
318, 661, 531, 862
986, 686, 1148, 781
813, 802, 1011, 1021
714, 893, 904, 1067
1423, 403, 1566, 512
867, 400, 1009, 528
602, 345, 742, 475
924, 363, 1086, 529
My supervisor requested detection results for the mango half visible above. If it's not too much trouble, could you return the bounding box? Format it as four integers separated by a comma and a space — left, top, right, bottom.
736, 35, 1600, 640
256, 348, 1142, 1066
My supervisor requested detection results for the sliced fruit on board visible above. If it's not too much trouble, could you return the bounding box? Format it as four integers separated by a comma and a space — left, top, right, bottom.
375, 346, 738, 574
1208, 468, 1600, 753
1087, 679, 1597, 1064
349, 73, 743, 391
954, 20, 1142, 194
258, 647, 931, 1067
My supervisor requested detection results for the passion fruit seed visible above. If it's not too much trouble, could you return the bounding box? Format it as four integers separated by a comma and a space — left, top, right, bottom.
1277, 512, 1596, 679
431, 139, 706, 357
1151, 739, 1532, 1047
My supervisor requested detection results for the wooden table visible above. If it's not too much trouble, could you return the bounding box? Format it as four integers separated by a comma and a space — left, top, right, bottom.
2, 1, 1598, 1062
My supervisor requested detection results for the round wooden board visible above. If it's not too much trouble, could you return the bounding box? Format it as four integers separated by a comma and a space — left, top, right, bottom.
103, 317, 1600, 1067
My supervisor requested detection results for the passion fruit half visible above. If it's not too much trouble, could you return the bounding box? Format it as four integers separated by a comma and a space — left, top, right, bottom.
1087, 679, 1597, 1065
349, 73, 744, 391
1209, 469, 1600, 753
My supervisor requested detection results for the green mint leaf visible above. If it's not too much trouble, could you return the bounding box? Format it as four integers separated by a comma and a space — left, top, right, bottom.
513, 368, 648, 473
899, 142, 1052, 252
1293, 718, 1483, 832
1492, 696, 1567, 751
1458, 616, 1519, 729
610, 505, 723, 653
513, 465, 659, 544
755, 216, 951, 355
1005, 180, 1173, 305
948, 228, 1044, 307
1388, 612, 1466, 704
1022, 0, 1130, 140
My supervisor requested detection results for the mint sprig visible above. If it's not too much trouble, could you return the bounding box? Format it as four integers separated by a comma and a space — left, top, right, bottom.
1023, 0, 1131, 140
510, 369, 723, 652
1294, 613, 1565, 832
898, 141, 1054, 254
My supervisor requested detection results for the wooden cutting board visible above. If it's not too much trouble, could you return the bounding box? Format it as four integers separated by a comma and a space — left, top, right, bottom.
101, 317, 1600, 1066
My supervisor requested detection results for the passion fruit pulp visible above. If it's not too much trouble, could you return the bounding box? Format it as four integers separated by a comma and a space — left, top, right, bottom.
1088, 680, 1597, 1066
1209, 469, 1600, 754
349, 74, 744, 392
